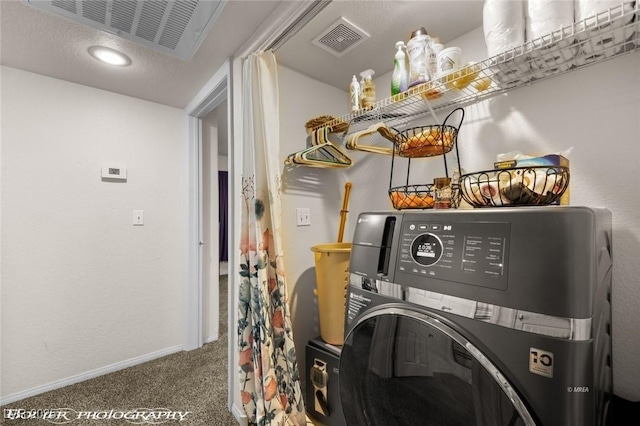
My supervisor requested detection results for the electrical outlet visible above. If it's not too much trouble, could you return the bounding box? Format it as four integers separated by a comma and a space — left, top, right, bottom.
296, 208, 311, 226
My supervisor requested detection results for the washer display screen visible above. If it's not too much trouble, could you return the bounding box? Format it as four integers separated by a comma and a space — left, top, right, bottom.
411, 234, 443, 266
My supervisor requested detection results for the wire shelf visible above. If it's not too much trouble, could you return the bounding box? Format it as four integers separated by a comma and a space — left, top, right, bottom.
312, 1, 638, 147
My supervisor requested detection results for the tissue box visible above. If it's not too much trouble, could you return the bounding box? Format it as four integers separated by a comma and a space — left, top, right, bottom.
494, 154, 570, 205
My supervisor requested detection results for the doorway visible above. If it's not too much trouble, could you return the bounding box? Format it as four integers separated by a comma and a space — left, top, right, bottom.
201, 101, 229, 343
183, 59, 234, 413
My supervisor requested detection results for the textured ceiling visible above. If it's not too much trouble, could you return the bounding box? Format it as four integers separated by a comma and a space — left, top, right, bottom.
22, 0, 227, 60
1, 0, 485, 109
0, 0, 283, 108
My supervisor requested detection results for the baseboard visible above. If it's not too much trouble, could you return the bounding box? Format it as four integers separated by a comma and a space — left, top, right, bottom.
220, 261, 229, 276
232, 403, 248, 426
204, 331, 220, 344
0, 345, 183, 406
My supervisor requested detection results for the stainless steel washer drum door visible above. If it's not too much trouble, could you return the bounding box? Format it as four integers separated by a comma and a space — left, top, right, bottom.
339, 306, 536, 426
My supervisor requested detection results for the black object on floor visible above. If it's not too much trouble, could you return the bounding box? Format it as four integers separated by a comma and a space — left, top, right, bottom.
608, 395, 640, 425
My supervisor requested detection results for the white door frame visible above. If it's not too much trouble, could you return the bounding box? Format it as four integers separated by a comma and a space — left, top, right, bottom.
184, 57, 237, 414
184, 58, 231, 352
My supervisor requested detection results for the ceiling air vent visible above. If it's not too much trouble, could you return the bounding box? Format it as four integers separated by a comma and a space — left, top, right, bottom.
23, 0, 226, 60
312, 17, 370, 57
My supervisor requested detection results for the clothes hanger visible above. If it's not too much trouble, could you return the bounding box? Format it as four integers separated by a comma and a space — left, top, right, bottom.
314, 126, 352, 162
298, 127, 352, 167
285, 145, 352, 168
284, 127, 353, 168
345, 122, 397, 155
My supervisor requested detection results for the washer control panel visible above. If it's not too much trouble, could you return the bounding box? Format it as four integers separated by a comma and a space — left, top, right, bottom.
398, 220, 511, 290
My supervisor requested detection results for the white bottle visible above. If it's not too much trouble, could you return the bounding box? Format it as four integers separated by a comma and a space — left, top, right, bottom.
407, 27, 432, 87
391, 41, 408, 96
349, 75, 361, 112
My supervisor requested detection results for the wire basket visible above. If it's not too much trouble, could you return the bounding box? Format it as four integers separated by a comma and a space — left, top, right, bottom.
459, 166, 569, 207
451, 182, 463, 208
388, 107, 464, 158
389, 125, 458, 158
389, 183, 463, 210
386, 108, 466, 210
389, 184, 435, 209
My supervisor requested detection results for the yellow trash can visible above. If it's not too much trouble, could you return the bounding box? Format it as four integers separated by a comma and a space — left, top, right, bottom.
311, 242, 352, 345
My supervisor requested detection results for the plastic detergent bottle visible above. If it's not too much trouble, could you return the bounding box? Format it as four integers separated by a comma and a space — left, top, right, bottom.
360, 69, 376, 109
349, 75, 361, 112
407, 27, 432, 87
391, 41, 408, 96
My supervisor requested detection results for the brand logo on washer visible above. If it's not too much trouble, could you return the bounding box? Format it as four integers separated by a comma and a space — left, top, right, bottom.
529, 347, 554, 378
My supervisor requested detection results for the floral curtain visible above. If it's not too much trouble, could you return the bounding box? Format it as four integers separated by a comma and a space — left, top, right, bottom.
237, 51, 306, 425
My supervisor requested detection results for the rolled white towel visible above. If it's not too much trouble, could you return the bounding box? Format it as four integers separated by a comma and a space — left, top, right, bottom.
526, 0, 575, 41
576, 0, 636, 37
576, 0, 636, 23
483, 0, 526, 57
580, 25, 635, 54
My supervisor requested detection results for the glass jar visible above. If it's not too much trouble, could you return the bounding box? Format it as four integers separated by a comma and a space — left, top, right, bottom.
433, 177, 452, 209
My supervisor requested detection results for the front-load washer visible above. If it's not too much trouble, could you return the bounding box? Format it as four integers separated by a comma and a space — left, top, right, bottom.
340, 207, 613, 426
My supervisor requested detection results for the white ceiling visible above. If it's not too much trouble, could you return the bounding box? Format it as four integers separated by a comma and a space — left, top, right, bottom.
1, 0, 485, 109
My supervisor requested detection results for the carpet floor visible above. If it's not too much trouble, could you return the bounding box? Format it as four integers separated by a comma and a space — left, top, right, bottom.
1, 276, 235, 426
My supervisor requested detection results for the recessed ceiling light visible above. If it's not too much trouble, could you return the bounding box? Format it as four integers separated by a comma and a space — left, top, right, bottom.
88, 46, 132, 67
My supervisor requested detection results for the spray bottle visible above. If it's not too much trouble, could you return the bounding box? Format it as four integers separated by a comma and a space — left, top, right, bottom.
360, 69, 376, 109
391, 41, 408, 96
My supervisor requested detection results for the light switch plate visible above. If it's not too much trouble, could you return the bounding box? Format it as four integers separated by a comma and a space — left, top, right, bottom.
133, 210, 144, 226
296, 208, 311, 226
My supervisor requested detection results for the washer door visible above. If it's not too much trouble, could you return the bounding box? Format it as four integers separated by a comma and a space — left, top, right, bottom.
340, 307, 536, 426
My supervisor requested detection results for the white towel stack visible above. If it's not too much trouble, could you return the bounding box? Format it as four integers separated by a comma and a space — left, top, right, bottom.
483, 0, 526, 57
527, 0, 576, 77
575, 0, 636, 58
526, 0, 575, 41
576, 0, 635, 22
